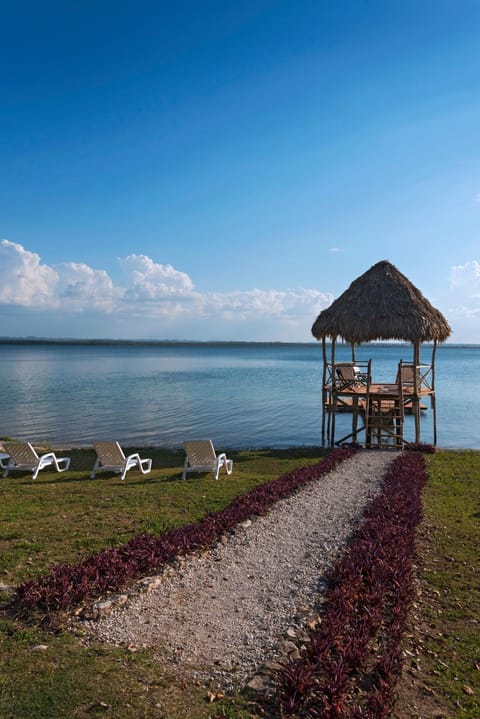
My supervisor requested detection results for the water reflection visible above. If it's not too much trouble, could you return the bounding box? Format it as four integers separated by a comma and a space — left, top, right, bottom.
0, 343, 478, 449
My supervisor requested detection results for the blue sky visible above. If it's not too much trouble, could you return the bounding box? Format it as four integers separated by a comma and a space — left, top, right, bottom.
1, 0, 480, 342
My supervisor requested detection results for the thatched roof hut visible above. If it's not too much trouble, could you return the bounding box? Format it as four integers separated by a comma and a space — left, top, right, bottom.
311, 260, 451, 344
311, 260, 451, 447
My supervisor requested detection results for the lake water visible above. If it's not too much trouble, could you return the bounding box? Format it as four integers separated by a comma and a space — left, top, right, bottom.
0, 342, 478, 450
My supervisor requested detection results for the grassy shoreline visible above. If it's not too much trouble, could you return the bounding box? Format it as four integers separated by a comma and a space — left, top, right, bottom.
1, 446, 479, 718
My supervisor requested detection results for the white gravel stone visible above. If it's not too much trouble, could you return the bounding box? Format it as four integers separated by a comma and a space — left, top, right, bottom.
80, 450, 398, 690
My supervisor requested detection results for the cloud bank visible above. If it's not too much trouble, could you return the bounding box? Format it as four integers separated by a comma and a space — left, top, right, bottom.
2, 240, 478, 341
0, 240, 333, 340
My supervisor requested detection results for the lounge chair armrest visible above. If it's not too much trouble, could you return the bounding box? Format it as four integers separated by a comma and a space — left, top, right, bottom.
39, 452, 56, 461
56, 456, 71, 471
125, 452, 141, 463
123, 453, 152, 477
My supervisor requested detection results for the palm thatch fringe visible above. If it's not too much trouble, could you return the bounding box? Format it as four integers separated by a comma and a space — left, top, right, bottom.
311, 260, 451, 344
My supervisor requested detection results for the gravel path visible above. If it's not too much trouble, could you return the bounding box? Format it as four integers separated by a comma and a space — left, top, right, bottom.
80, 451, 397, 690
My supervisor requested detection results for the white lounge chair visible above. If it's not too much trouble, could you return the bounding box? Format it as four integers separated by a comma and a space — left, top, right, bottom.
2, 441, 71, 480
90, 441, 152, 480
182, 440, 233, 480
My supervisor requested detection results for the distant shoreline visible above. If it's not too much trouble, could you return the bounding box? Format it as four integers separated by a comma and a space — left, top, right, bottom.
0, 337, 477, 349
2, 338, 319, 348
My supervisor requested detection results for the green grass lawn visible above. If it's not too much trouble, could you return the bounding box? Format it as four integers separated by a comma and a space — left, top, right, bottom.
392, 449, 480, 719
0, 446, 478, 719
413, 450, 480, 718
0, 445, 325, 719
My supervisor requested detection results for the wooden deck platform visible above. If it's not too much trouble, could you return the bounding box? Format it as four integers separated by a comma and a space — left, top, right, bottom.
324, 396, 427, 413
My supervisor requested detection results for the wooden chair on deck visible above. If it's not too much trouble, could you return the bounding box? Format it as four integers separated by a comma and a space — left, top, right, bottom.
334, 363, 367, 391
396, 361, 432, 391
396, 360, 431, 413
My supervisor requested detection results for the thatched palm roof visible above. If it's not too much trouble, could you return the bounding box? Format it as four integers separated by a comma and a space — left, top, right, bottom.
311, 260, 451, 344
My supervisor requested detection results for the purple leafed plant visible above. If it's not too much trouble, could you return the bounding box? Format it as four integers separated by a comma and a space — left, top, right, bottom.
277, 450, 427, 718
404, 442, 435, 454
10, 448, 355, 620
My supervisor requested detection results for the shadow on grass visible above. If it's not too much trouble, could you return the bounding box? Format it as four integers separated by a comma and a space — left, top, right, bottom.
1, 446, 329, 486
251, 446, 328, 460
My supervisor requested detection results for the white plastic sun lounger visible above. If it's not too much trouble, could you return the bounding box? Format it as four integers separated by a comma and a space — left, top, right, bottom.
90, 441, 152, 480
2, 441, 71, 480
182, 440, 233, 480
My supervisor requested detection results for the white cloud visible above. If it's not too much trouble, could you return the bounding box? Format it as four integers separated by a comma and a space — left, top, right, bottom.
0, 240, 334, 338
448, 304, 480, 319
55, 262, 120, 311
329, 247, 341, 253
450, 260, 480, 289
0, 239, 59, 306
119, 254, 195, 299
201, 288, 332, 321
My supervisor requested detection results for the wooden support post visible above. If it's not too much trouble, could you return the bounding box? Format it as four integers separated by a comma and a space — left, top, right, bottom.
352, 396, 358, 443
351, 342, 357, 442
330, 338, 336, 446
413, 341, 421, 442
321, 339, 327, 446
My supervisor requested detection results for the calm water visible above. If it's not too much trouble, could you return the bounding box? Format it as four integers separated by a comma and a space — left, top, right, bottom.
0, 342, 479, 450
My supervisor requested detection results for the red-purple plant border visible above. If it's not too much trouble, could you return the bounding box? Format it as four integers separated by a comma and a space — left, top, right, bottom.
9, 447, 356, 621
276, 449, 429, 719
